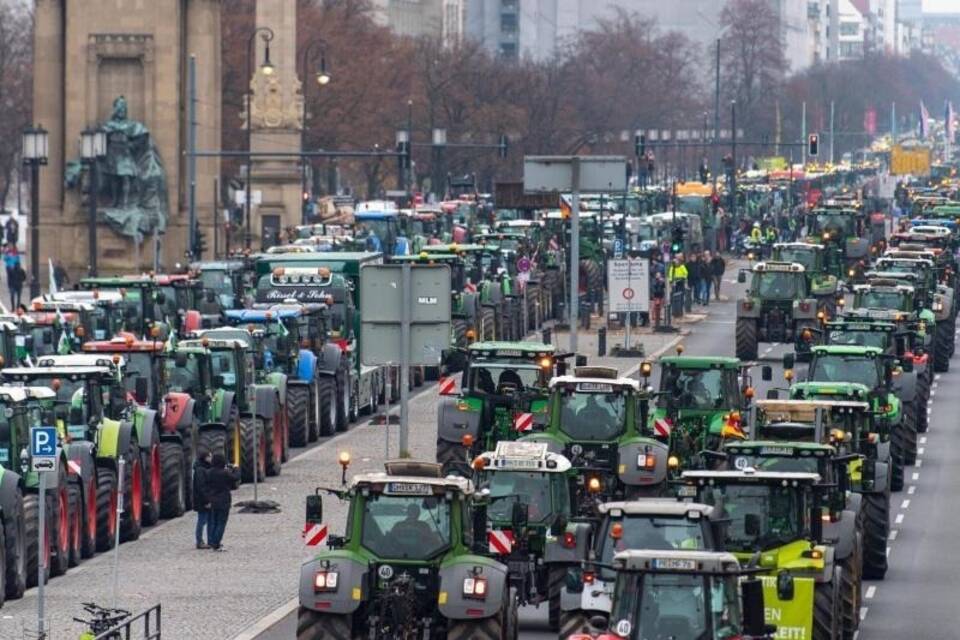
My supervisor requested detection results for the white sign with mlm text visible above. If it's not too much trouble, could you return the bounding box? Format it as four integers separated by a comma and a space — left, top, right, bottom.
607, 258, 650, 313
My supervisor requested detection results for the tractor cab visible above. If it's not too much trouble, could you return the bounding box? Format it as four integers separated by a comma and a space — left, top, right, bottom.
41, 290, 126, 341
77, 277, 168, 339
83, 333, 164, 407
354, 206, 408, 256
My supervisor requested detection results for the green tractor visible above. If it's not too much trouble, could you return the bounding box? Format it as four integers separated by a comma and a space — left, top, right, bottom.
473, 442, 580, 631
771, 242, 841, 314
646, 355, 752, 472
679, 469, 844, 640
436, 342, 569, 475
298, 460, 518, 639
805, 206, 870, 277
735, 261, 821, 360
77, 276, 170, 340
519, 367, 668, 512
564, 549, 774, 640
791, 345, 913, 493
560, 500, 725, 639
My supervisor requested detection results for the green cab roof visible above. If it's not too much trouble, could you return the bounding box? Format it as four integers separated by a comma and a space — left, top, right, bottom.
468, 341, 555, 354
811, 345, 882, 356
725, 440, 836, 454
658, 356, 741, 369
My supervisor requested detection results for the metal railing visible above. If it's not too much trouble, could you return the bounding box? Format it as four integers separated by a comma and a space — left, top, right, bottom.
93, 605, 161, 640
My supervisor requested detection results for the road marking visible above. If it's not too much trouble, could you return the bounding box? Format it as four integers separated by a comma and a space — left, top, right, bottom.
918, 447, 925, 456
932, 382, 939, 389
930, 389, 936, 397
865, 586, 877, 599
901, 499, 911, 509
908, 485, 916, 495
886, 547, 891, 557
895, 513, 905, 524
860, 607, 868, 621
913, 472, 920, 481
230, 597, 299, 640
935, 374, 941, 381
889, 529, 899, 540
916, 459, 923, 468
920, 436, 927, 444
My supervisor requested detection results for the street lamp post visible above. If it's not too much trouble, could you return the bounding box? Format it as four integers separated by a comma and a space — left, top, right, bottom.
22, 125, 48, 300
299, 39, 330, 224
245, 27, 276, 250
432, 128, 447, 201
80, 128, 107, 276
730, 100, 737, 216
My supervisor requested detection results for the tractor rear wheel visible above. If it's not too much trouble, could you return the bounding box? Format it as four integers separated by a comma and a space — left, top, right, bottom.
916, 375, 931, 434
296, 609, 354, 640
735, 319, 759, 360
197, 429, 227, 465
437, 439, 470, 477
934, 322, 951, 372
286, 385, 310, 447
95, 467, 118, 553
901, 404, 918, 466
813, 568, 841, 640
50, 470, 70, 577
448, 610, 506, 640
24, 493, 50, 587
67, 486, 81, 568
547, 567, 565, 631
159, 441, 186, 519
120, 439, 143, 543
862, 492, 889, 580
335, 370, 350, 432
481, 306, 496, 341
840, 532, 863, 639
559, 611, 597, 640
4, 487, 25, 599
266, 411, 282, 477
889, 426, 905, 492
141, 424, 162, 527
80, 477, 97, 559
318, 377, 337, 437
239, 417, 266, 483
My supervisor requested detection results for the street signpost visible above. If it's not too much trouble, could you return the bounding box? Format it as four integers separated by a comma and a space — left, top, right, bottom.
30, 426, 57, 639
607, 258, 650, 351
360, 263, 451, 457
524, 156, 628, 354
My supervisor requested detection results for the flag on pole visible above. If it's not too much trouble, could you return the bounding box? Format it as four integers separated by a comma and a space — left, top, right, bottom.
946, 101, 956, 141
48, 258, 58, 295
919, 101, 930, 138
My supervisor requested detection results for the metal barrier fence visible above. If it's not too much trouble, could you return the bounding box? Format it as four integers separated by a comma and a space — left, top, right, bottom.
93, 605, 161, 640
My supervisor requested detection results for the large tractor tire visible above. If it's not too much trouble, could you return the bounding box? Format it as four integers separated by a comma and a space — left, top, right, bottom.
901, 405, 919, 466
933, 322, 951, 372
889, 428, 905, 492
917, 375, 931, 434
67, 486, 81, 568
141, 424, 162, 527
437, 440, 470, 477
79, 476, 98, 559
120, 439, 143, 543
840, 532, 862, 639
578, 259, 603, 305
318, 377, 337, 437
735, 318, 759, 361
336, 370, 350, 432
559, 611, 597, 640
266, 411, 282, 477
813, 568, 841, 640
296, 609, 354, 640
525, 282, 542, 331
862, 492, 889, 580
547, 567, 565, 631
95, 467, 118, 553
287, 385, 310, 447
50, 470, 70, 577
24, 493, 50, 588
239, 416, 266, 483
159, 441, 187, 519
197, 429, 227, 465
4, 486, 26, 599
448, 611, 506, 640
480, 306, 497, 341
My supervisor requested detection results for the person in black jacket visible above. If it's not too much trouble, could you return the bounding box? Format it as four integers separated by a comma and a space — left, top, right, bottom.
206, 452, 240, 551
193, 449, 212, 549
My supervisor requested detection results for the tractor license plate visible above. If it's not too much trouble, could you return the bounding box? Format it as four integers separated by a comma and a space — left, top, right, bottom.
653, 558, 697, 570
385, 482, 432, 495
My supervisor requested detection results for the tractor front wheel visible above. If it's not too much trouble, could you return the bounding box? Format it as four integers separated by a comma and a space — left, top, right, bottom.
813, 567, 841, 640
559, 611, 598, 640
448, 610, 507, 640
735, 318, 759, 361
24, 493, 50, 587
239, 417, 266, 483
933, 322, 951, 372
840, 531, 863, 639
159, 441, 186, 518
95, 467, 118, 553
4, 486, 25, 599
286, 385, 310, 447
547, 567, 565, 631
318, 377, 337, 437
861, 492, 889, 580
120, 440, 143, 543
901, 404, 919, 466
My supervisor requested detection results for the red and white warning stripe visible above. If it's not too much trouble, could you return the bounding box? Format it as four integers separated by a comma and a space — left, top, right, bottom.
438, 377, 457, 395
67, 460, 82, 476
303, 523, 328, 547
488, 529, 515, 555
464, 282, 477, 293
653, 418, 673, 438
514, 413, 534, 433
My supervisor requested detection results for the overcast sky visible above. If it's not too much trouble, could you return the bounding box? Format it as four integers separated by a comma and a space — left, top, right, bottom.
924, 0, 960, 13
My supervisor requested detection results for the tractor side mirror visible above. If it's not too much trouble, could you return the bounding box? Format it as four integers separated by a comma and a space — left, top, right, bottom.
575, 355, 587, 367
154, 292, 166, 306
782, 353, 795, 371
901, 358, 913, 373
565, 567, 584, 593
511, 501, 529, 532
306, 494, 323, 524
744, 513, 761, 537
68, 407, 84, 425
737, 271, 747, 284
761, 366, 773, 381
766, 389, 779, 400
550, 515, 567, 537
213, 374, 225, 388
741, 578, 772, 637
175, 352, 189, 368
135, 377, 149, 404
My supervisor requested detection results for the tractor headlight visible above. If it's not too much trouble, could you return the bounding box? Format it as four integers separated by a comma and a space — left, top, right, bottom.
463, 577, 488, 599
314, 570, 339, 592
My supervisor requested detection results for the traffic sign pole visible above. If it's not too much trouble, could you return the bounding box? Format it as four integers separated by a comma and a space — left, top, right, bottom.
625, 260, 632, 350
113, 457, 124, 609
37, 470, 45, 639
399, 261, 411, 457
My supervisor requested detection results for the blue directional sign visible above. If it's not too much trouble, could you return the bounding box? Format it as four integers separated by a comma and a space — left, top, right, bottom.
30, 426, 58, 472
613, 238, 625, 259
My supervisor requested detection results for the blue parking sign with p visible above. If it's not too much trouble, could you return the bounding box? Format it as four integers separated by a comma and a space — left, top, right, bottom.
31, 426, 57, 458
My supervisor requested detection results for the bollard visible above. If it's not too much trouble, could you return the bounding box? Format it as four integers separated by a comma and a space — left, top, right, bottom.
598, 326, 607, 357
580, 301, 592, 330
542, 326, 552, 345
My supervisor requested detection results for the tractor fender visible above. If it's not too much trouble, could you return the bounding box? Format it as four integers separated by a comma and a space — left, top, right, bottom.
736, 298, 760, 319
845, 491, 863, 516
893, 370, 918, 403
618, 438, 669, 487
296, 349, 318, 383
252, 385, 279, 420
845, 237, 869, 259
133, 408, 159, 451
439, 557, 508, 620
211, 391, 237, 426
265, 372, 288, 406
816, 545, 837, 582
95, 418, 136, 467
823, 510, 856, 561
317, 343, 342, 377
298, 553, 367, 614
873, 460, 890, 493
66, 442, 97, 486
544, 520, 591, 564
161, 393, 195, 434
461, 292, 480, 322
793, 299, 818, 320
437, 397, 481, 445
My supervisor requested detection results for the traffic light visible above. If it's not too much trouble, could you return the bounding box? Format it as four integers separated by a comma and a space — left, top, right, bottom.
635, 134, 646, 157
808, 133, 819, 158
396, 140, 410, 169
498, 134, 509, 159
195, 229, 208, 258
670, 225, 685, 253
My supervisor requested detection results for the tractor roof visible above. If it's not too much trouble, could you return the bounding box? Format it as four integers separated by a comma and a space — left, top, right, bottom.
468, 341, 554, 356
613, 549, 742, 574
755, 399, 870, 418
351, 465, 473, 495
774, 242, 823, 252
681, 469, 821, 484
79, 277, 156, 288
551, 375, 639, 391
2, 366, 113, 379
752, 261, 805, 273
36, 354, 125, 369
424, 243, 487, 253
21, 386, 56, 401
0, 386, 28, 403
790, 381, 872, 399
811, 345, 882, 356
225, 308, 301, 323
658, 356, 740, 369
83, 334, 164, 353
477, 442, 571, 473
179, 338, 246, 351
829, 317, 896, 330
30, 300, 96, 313
725, 440, 836, 455
599, 499, 716, 518
43, 290, 125, 304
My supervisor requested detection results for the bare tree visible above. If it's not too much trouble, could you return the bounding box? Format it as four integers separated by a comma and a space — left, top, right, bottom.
0, 2, 33, 210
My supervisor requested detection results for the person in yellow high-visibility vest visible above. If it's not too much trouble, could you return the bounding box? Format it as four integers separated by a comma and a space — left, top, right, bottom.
667, 253, 689, 313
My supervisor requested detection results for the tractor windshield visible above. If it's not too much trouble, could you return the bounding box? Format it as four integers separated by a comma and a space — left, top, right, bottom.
659, 368, 738, 411
487, 472, 557, 524
559, 391, 626, 441
598, 516, 706, 578
210, 352, 238, 390
809, 355, 880, 387
721, 483, 804, 551
729, 452, 820, 474
164, 354, 203, 394
827, 329, 889, 349
199, 269, 237, 309
0, 401, 14, 454
124, 352, 156, 403
469, 364, 542, 394
30, 327, 57, 357
774, 248, 816, 271
612, 572, 743, 640
855, 290, 909, 311
360, 493, 451, 560
813, 213, 854, 237
753, 272, 800, 299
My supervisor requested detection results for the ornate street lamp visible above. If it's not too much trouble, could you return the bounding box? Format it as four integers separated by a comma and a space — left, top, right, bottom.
22, 125, 49, 299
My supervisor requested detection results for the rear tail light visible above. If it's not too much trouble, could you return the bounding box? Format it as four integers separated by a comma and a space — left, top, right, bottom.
799, 302, 810, 312
583, 571, 595, 584
742, 301, 753, 311
636, 453, 656, 470
562, 532, 577, 548
314, 570, 339, 592
463, 577, 488, 599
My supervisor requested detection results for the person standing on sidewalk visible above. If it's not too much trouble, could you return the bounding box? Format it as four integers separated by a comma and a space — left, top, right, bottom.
193, 449, 212, 549
710, 252, 726, 301
687, 253, 704, 305
667, 253, 688, 313
206, 453, 240, 551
